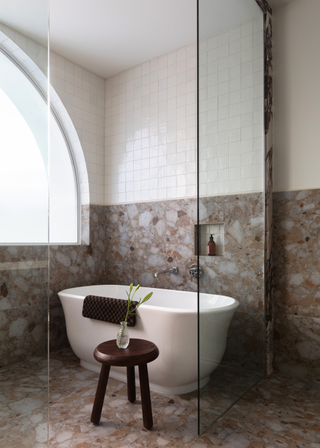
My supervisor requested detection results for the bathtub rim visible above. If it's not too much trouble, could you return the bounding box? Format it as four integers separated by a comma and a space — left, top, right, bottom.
58, 284, 240, 314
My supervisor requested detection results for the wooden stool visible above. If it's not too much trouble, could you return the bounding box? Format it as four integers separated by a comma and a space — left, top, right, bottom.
91, 338, 159, 430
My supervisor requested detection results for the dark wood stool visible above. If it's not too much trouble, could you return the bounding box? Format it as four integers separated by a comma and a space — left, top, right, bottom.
91, 338, 159, 430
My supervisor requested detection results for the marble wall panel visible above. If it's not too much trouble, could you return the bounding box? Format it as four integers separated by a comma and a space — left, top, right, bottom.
49, 204, 107, 351
105, 199, 197, 291
1, 195, 266, 369
254, 0, 274, 375
105, 193, 265, 369
274, 314, 320, 379
199, 194, 264, 313
0, 204, 108, 366
273, 189, 320, 378
199, 193, 265, 370
0, 246, 48, 366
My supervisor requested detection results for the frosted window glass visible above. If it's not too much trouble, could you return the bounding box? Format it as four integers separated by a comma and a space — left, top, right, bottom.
0, 51, 78, 244
0, 88, 48, 243
49, 116, 77, 243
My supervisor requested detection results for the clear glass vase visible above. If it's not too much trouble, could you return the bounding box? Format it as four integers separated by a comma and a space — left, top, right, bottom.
116, 321, 130, 349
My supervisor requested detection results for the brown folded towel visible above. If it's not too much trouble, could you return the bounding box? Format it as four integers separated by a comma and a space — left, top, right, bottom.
82, 296, 138, 327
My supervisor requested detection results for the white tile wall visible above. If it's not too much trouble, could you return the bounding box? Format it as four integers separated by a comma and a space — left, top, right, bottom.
104, 44, 197, 205
50, 52, 105, 205
199, 17, 264, 197
2, 16, 264, 208
0, 23, 105, 205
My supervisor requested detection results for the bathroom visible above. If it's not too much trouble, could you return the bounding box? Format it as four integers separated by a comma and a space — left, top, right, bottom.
0, 0, 319, 446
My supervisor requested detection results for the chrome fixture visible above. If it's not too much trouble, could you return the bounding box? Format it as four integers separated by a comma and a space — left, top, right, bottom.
154, 267, 179, 278
189, 264, 203, 278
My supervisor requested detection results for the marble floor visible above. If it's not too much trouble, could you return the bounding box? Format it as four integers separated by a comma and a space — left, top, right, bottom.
1, 349, 320, 447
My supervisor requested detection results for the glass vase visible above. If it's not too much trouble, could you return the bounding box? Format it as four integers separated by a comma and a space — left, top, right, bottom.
116, 321, 129, 349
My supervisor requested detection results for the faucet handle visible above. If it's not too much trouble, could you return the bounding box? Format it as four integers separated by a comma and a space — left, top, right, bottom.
189, 264, 203, 278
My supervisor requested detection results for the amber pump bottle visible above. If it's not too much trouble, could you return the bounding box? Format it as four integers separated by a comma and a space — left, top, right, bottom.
207, 234, 216, 256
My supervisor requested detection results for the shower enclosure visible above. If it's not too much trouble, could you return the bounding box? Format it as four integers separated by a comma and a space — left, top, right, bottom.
0, 0, 273, 443
0, 1, 50, 445
197, 0, 273, 434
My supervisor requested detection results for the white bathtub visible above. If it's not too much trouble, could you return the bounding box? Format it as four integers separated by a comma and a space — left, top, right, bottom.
58, 285, 239, 395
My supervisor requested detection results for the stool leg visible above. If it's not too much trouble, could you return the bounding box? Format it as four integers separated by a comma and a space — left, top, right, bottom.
91, 364, 110, 425
138, 363, 153, 430
127, 366, 136, 403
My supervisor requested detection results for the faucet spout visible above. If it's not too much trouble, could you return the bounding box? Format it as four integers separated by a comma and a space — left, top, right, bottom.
154, 267, 178, 278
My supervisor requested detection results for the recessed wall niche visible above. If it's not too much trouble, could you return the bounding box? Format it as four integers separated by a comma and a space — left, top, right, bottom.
195, 223, 225, 256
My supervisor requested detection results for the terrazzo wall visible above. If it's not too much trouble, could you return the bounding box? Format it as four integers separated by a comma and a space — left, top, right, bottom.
273, 189, 320, 379
49, 204, 108, 350
0, 205, 107, 366
0, 190, 264, 365
0, 246, 48, 366
104, 193, 265, 369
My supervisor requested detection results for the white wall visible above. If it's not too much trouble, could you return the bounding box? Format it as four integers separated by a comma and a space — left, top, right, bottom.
50, 52, 105, 205
104, 44, 197, 205
199, 17, 264, 197
104, 16, 264, 205
0, 23, 105, 206
273, 0, 320, 192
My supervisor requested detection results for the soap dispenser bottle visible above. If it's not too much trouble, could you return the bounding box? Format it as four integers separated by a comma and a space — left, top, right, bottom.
207, 234, 216, 256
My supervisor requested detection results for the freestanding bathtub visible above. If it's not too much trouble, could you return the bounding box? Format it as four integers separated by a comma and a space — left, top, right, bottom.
58, 285, 239, 395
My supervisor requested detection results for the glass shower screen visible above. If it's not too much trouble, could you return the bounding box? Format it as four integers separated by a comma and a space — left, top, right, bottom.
197, 0, 266, 434
0, 0, 49, 445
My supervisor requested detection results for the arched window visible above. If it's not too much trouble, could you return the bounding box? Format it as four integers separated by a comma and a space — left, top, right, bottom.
0, 48, 78, 244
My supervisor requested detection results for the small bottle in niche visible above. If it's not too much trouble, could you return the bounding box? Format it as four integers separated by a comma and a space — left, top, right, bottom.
207, 234, 216, 256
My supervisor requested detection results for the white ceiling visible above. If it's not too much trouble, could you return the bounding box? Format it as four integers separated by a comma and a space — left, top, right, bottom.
50, 0, 197, 78
0, 0, 265, 79
0, 0, 48, 46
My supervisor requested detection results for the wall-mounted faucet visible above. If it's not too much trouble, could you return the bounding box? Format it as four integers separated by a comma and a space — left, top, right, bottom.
154, 267, 178, 278
189, 264, 203, 278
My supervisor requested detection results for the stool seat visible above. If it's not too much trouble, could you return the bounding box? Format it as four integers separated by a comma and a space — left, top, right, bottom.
94, 339, 159, 367
91, 338, 159, 430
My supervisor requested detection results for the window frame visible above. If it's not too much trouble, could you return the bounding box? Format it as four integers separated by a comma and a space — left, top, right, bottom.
0, 45, 81, 245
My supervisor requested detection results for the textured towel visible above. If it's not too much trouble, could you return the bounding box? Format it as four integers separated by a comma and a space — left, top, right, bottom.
82, 296, 138, 327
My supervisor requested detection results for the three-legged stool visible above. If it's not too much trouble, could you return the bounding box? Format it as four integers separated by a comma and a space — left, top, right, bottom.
91, 338, 159, 429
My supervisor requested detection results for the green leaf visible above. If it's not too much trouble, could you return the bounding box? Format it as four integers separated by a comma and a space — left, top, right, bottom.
126, 284, 152, 315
